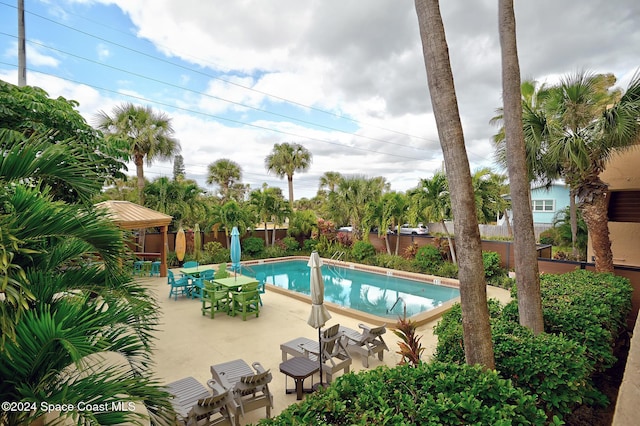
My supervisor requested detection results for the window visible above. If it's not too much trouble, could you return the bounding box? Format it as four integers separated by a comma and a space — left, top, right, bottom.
532, 200, 554, 212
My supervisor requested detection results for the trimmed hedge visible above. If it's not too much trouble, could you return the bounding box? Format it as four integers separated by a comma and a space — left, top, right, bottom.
256, 362, 546, 425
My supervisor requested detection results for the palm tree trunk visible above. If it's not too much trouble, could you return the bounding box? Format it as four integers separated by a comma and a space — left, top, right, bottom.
415, 0, 494, 369
441, 219, 457, 264
499, 0, 544, 334
569, 188, 579, 258
581, 190, 614, 272
287, 174, 294, 205
264, 220, 269, 246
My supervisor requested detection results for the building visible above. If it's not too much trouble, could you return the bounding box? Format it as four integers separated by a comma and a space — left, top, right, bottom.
530, 182, 571, 225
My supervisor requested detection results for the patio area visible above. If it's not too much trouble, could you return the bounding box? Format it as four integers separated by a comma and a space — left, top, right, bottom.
143, 265, 511, 424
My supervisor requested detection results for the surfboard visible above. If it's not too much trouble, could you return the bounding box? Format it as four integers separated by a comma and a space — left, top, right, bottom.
175, 227, 186, 261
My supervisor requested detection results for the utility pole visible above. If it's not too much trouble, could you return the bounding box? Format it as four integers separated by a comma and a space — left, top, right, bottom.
18, 0, 26, 86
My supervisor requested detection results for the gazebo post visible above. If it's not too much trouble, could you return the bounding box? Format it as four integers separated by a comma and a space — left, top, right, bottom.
160, 225, 168, 277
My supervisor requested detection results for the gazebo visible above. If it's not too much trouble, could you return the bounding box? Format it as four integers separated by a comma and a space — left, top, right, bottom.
95, 200, 172, 277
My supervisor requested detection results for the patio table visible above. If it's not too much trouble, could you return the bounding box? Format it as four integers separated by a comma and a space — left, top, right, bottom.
179, 265, 216, 278
213, 275, 259, 292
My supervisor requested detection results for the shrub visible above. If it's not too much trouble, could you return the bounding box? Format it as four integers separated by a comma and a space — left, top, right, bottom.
279, 236, 300, 253
242, 237, 265, 256
373, 254, 419, 272
539, 228, 559, 245
482, 251, 503, 279
263, 245, 286, 258
303, 238, 318, 252
351, 241, 376, 261
435, 261, 458, 278
257, 362, 546, 425
434, 301, 596, 421
414, 244, 443, 273
538, 270, 632, 373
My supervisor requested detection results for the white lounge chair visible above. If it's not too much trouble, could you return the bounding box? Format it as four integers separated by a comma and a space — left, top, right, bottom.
339, 323, 389, 368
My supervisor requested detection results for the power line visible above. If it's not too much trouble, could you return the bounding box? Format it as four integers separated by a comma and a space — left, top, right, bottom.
4, 1, 437, 144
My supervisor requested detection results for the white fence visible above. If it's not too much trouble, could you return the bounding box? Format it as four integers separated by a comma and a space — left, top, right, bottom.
426, 222, 553, 240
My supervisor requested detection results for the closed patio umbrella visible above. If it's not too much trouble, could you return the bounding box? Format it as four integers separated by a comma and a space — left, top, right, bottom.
307, 251, 331, 386
230, 226, 241, 279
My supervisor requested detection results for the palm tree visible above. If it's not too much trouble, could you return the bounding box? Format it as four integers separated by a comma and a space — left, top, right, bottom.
318, 171, 342, 193
265, 142, 312, 204
208, 200, 254, 248
333, 175, 383, 241
415, 0, 494, 368
372, 192, 408, 255
249, 184, 284, 246
409, 171, 457, 263
94, 103, 180, 205
498, 0, 544, 334
206, 158, 243, 202
471, 168, 509, 225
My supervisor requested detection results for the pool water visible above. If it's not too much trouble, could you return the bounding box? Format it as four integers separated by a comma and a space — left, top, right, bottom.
243, 260, 459, 319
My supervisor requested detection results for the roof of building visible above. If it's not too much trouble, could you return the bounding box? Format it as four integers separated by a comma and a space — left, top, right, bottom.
95, 200, 172, 230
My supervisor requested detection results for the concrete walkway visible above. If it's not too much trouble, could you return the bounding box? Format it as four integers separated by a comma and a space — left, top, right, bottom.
145, 268, 511, 425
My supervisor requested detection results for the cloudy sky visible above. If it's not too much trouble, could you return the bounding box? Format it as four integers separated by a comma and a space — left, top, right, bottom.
1, 0, 639, 199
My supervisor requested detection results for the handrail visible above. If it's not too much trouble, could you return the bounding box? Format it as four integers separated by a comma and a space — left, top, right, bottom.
328, 251, 345, 278
387, 296, 406, 320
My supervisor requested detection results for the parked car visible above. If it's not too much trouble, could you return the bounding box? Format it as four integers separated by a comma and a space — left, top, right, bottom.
337, 226, 353, 232
395, 223, 429, 235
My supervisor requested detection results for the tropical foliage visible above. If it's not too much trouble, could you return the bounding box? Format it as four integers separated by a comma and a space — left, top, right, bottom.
0, 83, 172, 424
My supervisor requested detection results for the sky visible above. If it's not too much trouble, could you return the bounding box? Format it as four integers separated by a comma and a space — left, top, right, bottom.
1, 0, 639, 200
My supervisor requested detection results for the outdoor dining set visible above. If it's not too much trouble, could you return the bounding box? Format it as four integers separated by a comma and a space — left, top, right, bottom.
166, 261, 264, 321
164, 321, 390, 425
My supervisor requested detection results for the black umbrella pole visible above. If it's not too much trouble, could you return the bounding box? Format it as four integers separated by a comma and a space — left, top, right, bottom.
318, 327, 323, 387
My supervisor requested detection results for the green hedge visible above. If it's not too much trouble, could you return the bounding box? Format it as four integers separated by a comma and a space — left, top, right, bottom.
256, 362, 545, 425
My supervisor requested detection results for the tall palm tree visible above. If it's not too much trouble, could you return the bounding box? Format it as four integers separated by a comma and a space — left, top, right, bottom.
409, 171, 457, 263
498, 0, 544, 334
545, 71, 640, 272
206, 158, 243, 202
265, 142, 312, 204
94, 103, 180, 205
415, 0, 494, 368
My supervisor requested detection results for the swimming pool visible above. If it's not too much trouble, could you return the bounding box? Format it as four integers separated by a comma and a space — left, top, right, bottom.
243, 259, 460, 320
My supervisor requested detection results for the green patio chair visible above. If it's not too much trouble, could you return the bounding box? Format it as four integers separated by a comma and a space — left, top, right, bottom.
201, 280, 231, 319
230, 282, 260, 321
214, 263, 230, 279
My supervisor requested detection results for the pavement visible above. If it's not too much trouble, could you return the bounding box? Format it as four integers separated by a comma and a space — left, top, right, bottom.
143, 265, 512, 425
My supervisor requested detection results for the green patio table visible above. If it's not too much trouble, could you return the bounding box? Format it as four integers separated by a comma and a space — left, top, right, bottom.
179, 265, 215, 278
213, 275, 258, 291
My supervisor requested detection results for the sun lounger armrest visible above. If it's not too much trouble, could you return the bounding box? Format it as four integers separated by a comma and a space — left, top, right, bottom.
207, 379, 226, 395
252, 361, 268, 374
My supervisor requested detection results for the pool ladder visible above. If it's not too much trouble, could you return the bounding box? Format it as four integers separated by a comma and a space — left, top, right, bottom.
328, 251, 345, 278
387, 296, 407, 320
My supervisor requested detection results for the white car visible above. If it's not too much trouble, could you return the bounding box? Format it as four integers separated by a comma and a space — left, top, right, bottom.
395, 223, 429, 235
337, 226, 353, 232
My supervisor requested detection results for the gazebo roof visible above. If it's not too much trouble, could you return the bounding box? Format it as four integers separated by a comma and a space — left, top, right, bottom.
95, 200, 172, 230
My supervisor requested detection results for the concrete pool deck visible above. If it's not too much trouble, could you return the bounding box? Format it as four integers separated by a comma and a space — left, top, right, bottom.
145, 266, 511, 424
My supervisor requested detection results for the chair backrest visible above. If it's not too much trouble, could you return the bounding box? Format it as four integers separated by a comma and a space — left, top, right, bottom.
214, 263, 229, 279
360, 323, 387, 344
200, 269, 214, 280
235, 369, 272, 393
167, 270, 175, 284
321, 324, 349, 364
183, 261, 199, 268
241, 282, 259, 293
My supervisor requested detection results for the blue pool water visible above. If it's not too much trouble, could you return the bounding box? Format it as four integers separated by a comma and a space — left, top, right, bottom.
243, 260, 459, 319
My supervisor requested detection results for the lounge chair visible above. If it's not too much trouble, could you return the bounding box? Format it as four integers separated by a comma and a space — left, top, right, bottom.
165, 376, 234, 426
338, 323, 389, 368
201, 281, 231, 319
168, 270, 191, 300
210, 359, 273, 424
230, 282, 260, 321
301, 324, 352, 383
